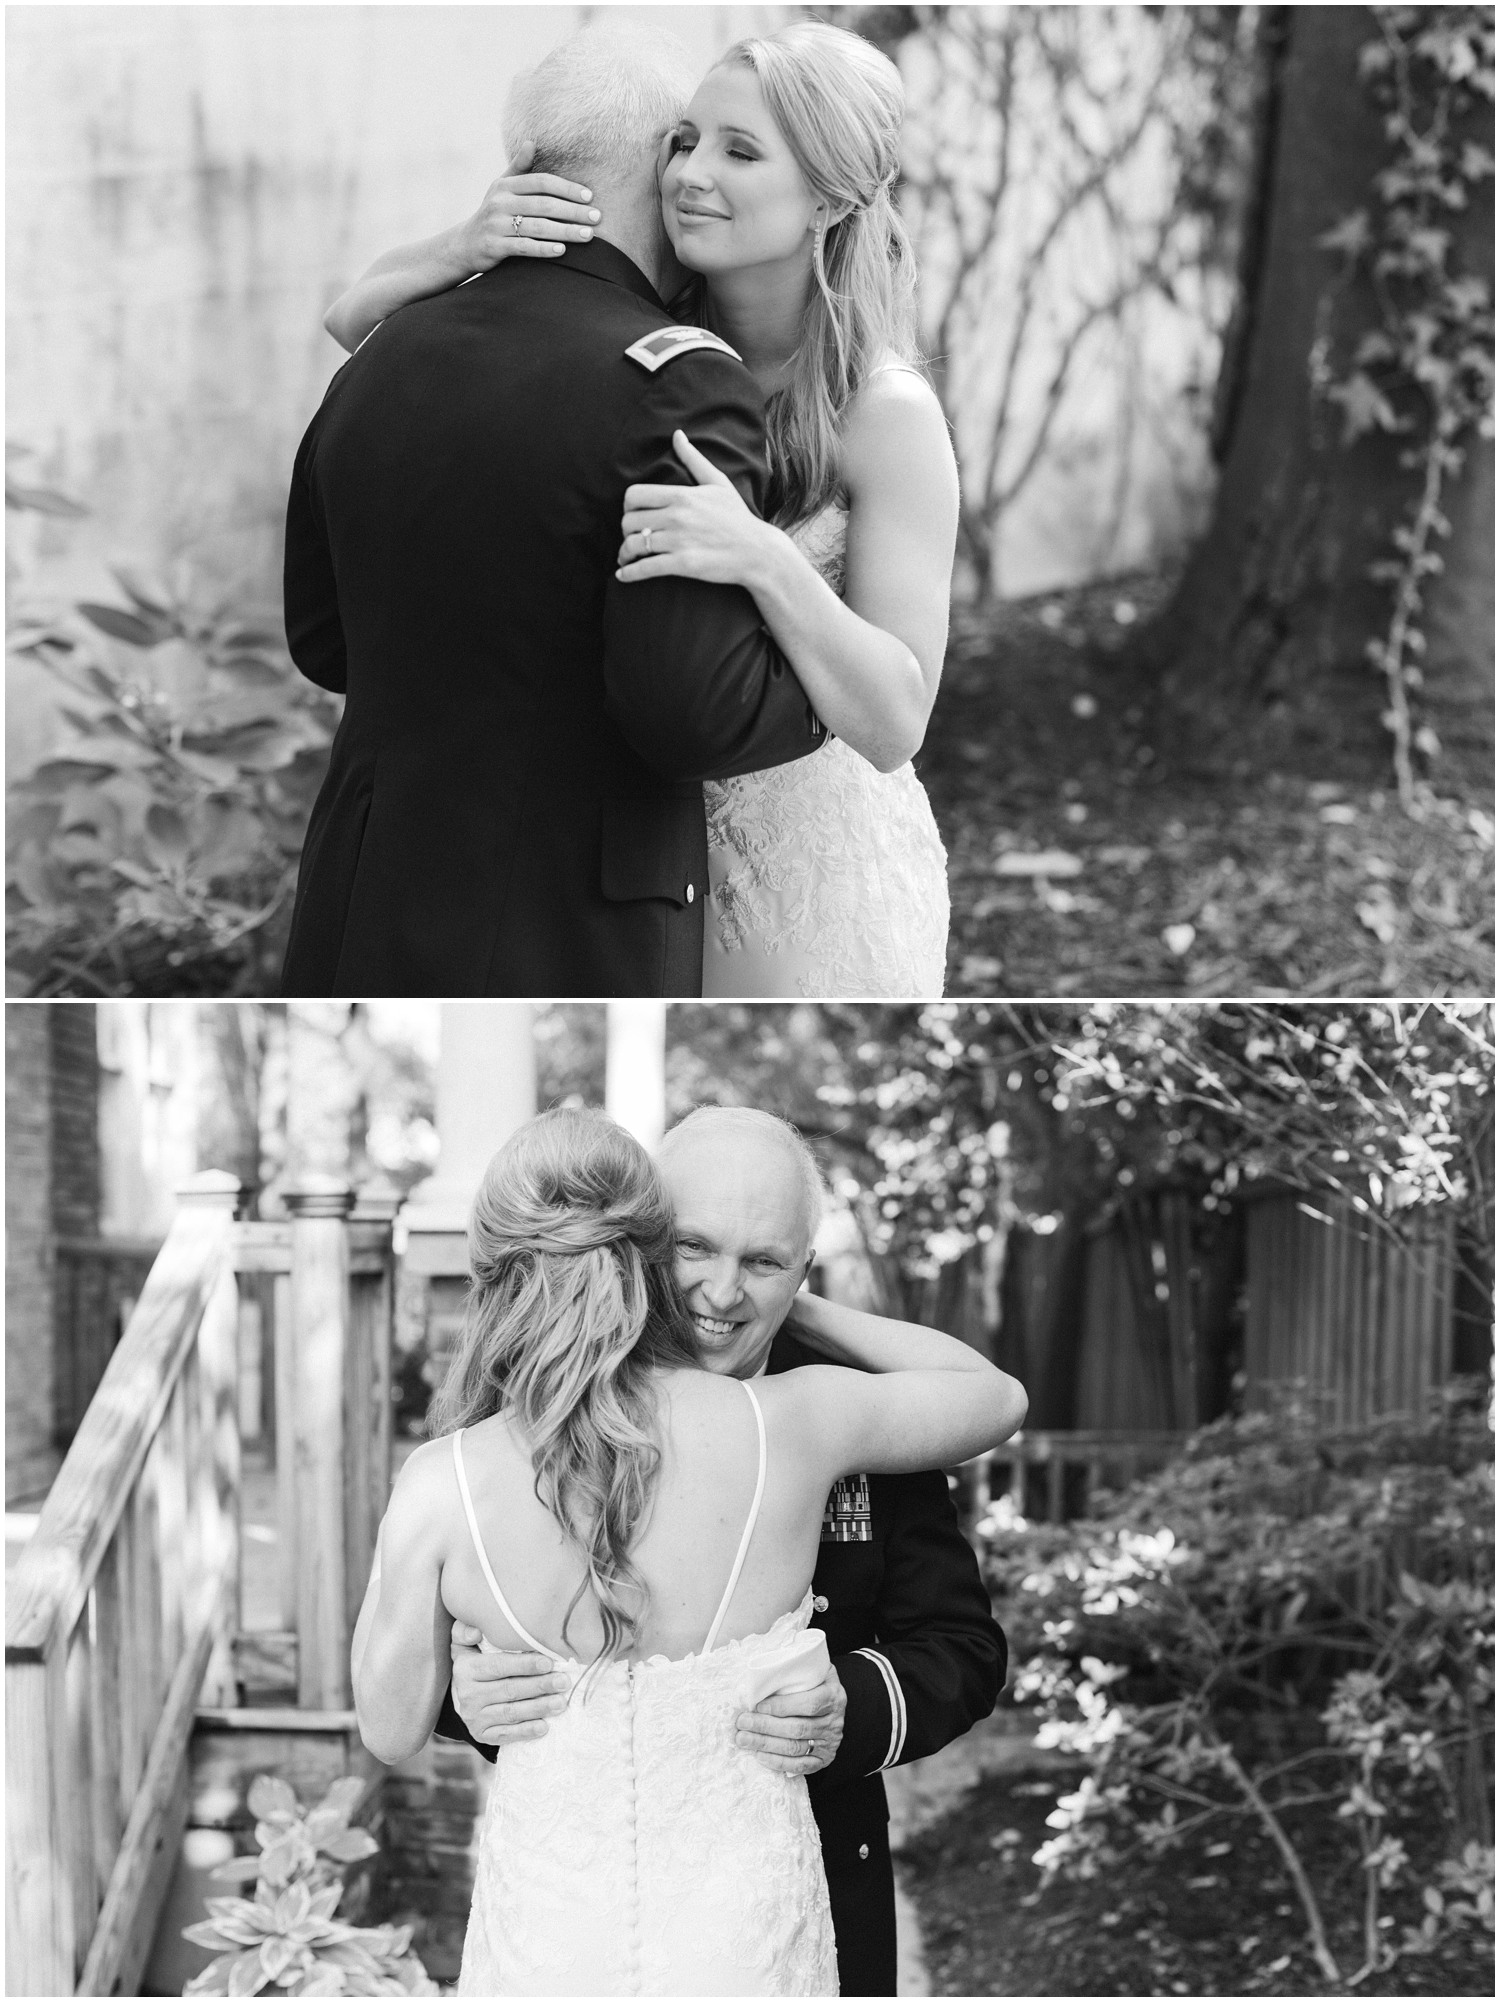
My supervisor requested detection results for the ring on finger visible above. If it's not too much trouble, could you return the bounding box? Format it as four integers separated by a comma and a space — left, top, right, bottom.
512, 212, 524, 236
640, 527, 653, 556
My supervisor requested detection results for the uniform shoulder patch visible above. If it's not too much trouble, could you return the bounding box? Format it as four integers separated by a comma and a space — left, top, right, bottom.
624, 324, 743, 372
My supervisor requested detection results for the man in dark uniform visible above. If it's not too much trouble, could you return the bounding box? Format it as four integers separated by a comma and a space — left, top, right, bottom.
280, 30, 825, 997
437, 1108, 1010, 1995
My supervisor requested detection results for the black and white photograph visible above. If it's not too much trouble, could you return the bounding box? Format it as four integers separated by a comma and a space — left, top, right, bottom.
6, 4, 1492, 998
4, 6, 1495, 2002
4, 999, 1494, 1996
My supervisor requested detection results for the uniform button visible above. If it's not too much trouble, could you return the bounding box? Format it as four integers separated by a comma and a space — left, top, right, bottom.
813, 1595, 829, 1613
859, 1843, 870, 1860
686, 883, 695, 904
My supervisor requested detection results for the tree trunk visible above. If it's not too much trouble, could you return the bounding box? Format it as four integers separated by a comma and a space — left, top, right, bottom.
1148, 6, 1494, 779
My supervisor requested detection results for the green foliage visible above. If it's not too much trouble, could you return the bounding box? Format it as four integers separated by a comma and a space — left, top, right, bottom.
182, 1774, 436, 1997
6, 474, 336, 994
1321, 6, 1495, 810
642, 1003, 1494, 1295
827, 1000, 1491, 1278
984, 1394, 1495, 1989
1055, 999, 1495, 1258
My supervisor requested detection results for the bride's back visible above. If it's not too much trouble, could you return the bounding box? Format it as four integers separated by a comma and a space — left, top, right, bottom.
440, 1365, 826, 1663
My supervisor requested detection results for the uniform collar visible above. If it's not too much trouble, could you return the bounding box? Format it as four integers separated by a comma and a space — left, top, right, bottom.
552, 235, 667, 310
766, 1326, 817, 1375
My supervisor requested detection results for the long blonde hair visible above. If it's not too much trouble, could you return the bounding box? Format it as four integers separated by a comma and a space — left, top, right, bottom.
711, 21, 921, 526
428, 1108, 700, 1678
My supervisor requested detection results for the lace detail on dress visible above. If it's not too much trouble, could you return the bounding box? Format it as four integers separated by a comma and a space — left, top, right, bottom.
703, 504, 950, 999
456, 1594, 838, 1996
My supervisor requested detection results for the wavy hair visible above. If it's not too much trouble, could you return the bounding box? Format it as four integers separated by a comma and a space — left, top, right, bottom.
708, 21, 921, 526
428, 1108, 700, 1684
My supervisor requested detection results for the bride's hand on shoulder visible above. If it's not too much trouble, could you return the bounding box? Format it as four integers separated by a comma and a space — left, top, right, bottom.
616, 431, 777, 589
458, 140, 601, 268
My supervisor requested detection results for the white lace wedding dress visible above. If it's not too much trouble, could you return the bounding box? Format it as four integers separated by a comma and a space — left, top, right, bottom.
702, 503, 950, 998
454, 1381, 839, 1997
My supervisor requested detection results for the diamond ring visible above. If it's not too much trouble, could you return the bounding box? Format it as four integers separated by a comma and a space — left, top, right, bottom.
512, 212, 524, 236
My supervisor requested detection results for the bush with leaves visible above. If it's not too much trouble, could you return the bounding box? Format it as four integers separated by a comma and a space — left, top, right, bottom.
6, 471, 336, 994
182, 1774, 437, 1997
983, 1391, 1494, 1988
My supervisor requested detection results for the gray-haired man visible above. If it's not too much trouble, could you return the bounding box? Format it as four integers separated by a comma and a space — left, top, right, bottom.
281, 31, 825, 997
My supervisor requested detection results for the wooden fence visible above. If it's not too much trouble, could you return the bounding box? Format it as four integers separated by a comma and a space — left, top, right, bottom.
999, 1189, 1459, 1433
1244, 1192, 1458, 1426
6, 1174, 398, 1998
959, 1429, 1185, 1526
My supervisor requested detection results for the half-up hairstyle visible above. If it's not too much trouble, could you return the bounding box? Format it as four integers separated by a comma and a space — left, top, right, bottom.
428, 1108, 700, 1688
716, 21, 921, 526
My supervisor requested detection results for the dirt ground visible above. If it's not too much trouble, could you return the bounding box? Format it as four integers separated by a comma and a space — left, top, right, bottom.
919, 576, 1495, 999
898, 1760, 1495, 1998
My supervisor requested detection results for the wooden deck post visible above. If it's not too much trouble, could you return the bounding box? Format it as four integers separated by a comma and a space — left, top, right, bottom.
285, 1177, 356, 1711
5, 1646, 74, 1994
348, 1180, 400, 1637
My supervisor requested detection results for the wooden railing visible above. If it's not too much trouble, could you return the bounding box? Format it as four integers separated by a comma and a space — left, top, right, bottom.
6, 1172, 242, 1999
960, 1429, 1187, 1526
6, 1172, 400, 1997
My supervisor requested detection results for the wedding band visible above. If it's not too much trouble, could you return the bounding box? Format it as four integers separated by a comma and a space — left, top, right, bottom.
512, 212, 524, 235
641, 528, 653, 555
805, 1740, 815, 1759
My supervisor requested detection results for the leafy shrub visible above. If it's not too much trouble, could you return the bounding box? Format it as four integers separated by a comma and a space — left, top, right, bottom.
183, 1774, 437, 1997
983, 1387, 1494, 1988
7, 479, 336, 994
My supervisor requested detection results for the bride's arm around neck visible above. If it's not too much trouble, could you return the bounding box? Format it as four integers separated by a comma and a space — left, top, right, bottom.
351, 1439, 457, 1764
771, 1289, 1027, 1482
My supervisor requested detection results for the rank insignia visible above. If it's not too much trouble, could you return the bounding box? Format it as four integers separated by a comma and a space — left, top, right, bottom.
624, 325, 743, 372
821, 1474, 872, 1543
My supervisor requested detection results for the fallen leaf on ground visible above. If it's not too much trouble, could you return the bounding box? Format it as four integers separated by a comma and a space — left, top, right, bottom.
996, 849, 1084, 877
1357, 889, 1400, 943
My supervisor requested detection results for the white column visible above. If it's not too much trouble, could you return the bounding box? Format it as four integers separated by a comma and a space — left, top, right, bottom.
402, 1003, 538, 1265
605, 1002, 666, 1150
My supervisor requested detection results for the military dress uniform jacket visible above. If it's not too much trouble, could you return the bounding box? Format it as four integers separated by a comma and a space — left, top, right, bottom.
434, 1328, 1007, 1996
279, 237, 826, 997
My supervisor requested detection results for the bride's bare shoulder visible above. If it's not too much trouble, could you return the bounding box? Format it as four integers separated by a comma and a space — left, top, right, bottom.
843, 360, 955, 497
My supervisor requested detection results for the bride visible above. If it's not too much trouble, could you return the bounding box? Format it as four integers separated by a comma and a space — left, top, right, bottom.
325, 22, 959, 1000
351, 1108, 1025, 1995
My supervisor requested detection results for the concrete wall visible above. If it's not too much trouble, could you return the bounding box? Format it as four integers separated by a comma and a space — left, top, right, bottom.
6, 4, 781, 599
6, 4, 784, 768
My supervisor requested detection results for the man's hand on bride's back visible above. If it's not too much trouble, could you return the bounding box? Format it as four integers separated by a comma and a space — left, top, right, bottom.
450, 1622, 572, 1745
458, 140, 601, 272
735, 1661, 848, 1778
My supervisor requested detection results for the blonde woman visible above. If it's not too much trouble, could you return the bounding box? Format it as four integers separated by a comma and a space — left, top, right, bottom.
326, 23, 958, 999
352, 1109, 1026, 1994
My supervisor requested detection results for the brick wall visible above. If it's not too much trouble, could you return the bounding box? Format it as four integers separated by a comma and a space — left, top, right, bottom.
49, 1002, 101, 1238
379, 1738, 493, 1985
6, 1006, 55, 1503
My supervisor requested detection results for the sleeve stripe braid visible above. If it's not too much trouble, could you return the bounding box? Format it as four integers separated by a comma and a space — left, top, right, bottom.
853, 1647, 907, 1769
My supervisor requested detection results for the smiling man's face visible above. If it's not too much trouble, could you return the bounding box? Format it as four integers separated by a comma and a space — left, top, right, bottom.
655, 1123, 812, 1378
